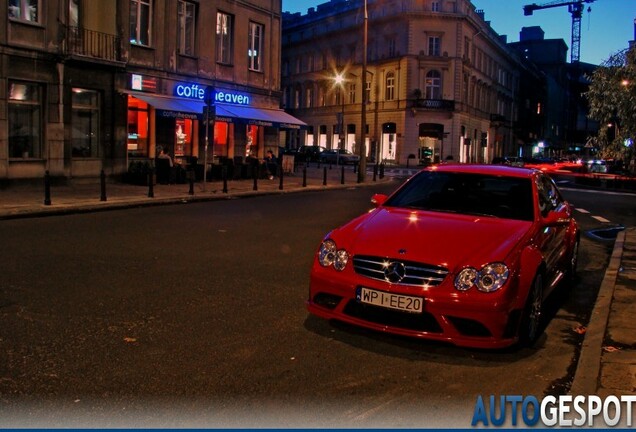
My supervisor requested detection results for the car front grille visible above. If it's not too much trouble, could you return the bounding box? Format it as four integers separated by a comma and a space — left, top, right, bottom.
352, 255, 449, 286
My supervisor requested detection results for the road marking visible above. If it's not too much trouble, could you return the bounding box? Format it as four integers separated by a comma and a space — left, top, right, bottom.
592, 216, 611, 223
575, 208, 590, 214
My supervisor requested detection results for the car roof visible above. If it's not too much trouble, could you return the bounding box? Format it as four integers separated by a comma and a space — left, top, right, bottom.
425, 163, 537, 179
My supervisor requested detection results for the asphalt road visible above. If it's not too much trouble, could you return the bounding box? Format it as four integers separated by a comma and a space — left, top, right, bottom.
0, 182, 618, 428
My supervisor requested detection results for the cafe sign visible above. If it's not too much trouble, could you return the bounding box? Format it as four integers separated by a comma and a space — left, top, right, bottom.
174, 82, 251, 106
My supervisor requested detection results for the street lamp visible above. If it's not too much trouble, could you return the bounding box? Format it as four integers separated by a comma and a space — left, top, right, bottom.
335, 72, 345, 165
358, 0, 368, 183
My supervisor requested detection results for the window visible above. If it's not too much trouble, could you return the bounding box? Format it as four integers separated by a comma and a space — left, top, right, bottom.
536, 175, 562, 217
8, 0, 39, 23
305, 87, 313, 108
178, 0, 196, 56
69, 0, 79, 27
385, 71, 395, 101
388, 37, 396, 57
127, 96, 149, 157
71, 88, 100, 158
428, 36, 441, 56
431, 1, 440, 12
130, 0, 152, 46
425, 70, 441, 99
248, 21, 263, 71
216, 12, 233, 64
365, 81, 371, 103
348, 83, 356, 104
335, 88, 342, 106
8, 81, 41, 159
294, 87, 300, 109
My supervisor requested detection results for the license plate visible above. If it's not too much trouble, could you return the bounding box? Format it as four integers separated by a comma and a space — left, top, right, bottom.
356, 287, 423, 313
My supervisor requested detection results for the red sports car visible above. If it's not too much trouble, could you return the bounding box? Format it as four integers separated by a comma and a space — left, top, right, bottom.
307, 164, 579, 349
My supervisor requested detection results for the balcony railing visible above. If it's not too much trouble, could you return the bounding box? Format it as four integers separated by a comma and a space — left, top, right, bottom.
64, 26, 120, 63
413, 98, 455, 111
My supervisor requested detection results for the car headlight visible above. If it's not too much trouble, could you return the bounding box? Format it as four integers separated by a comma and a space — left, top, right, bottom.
477, 263, 509, 292
318, 240, 337, 267
318, 239, 349, 271
454, 263, 509, 292
455, 267, 478, 291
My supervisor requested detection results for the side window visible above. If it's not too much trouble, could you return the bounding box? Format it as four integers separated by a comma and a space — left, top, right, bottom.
536, 175, 561, 217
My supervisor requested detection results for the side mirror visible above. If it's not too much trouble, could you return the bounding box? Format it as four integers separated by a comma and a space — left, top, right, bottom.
371, 193, 388, 207
544, 208, 570, 226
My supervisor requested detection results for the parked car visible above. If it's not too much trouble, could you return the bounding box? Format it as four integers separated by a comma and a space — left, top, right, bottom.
492, 156, 524, 167
307, 164, 579, 349
319, 149, 360, 165
293, 145, 326, 162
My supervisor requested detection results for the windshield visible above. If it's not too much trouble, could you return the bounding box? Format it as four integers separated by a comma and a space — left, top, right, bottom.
384, 171, 534, 221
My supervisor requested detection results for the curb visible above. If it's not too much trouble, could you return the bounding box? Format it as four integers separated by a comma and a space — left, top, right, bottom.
0, 179, 395, 221
570, 229, 626, 395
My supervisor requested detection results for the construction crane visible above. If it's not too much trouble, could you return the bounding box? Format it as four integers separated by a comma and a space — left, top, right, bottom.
523, 0, 595, 63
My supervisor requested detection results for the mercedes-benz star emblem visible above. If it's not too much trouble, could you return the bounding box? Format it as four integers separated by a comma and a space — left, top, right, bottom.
384, 262, 406, 283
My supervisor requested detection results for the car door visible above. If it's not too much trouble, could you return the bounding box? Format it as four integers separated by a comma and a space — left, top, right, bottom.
535, 174, 570, 289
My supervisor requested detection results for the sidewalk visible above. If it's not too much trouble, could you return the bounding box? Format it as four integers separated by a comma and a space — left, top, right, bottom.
571, 227, 636, 398
1, 166, 634, 399
0, 164, 391, 220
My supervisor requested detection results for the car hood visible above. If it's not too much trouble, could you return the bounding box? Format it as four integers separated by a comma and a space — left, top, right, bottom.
332, 207, 532, 270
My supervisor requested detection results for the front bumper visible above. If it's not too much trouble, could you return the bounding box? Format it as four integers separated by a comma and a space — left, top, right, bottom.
307, 266, 524, 349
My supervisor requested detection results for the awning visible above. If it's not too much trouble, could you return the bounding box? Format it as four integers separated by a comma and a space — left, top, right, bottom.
127, 92, 307, 129
129, 93, 204, 120
217, 105, 307, 130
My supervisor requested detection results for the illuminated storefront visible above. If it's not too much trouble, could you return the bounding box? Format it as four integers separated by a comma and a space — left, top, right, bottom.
125, 74, 305, 167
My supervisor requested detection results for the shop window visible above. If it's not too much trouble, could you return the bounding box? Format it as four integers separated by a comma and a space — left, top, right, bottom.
216, 11, 233, 64
248, 21, 263, 72
130, 0, 152, 46
8, 0, 39, 23
127, 95, 149, 158
213, 121, 228, 158
174, 118, 193, 160
178, 0, 196, 56
8, 81, 41, 159
71, 88, 100, 158
245, 125, 259, 157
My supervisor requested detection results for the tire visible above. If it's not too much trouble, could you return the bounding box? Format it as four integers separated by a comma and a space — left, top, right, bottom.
566, 236, 580, 284
519, 272, 543, 346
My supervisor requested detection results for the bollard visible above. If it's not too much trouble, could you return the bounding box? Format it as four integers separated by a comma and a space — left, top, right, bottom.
44, 171, 51, 205
323, 166, 327, 186
379, 163, 385, 179
253, 166, 258, 191
303, 166, 307, 187
100, 169, 107, 202
279, 167, 284, 191
222, 166, 228, 193
341, 165, 345, 185
373, 164, 378, 182
148, 170, 154, 198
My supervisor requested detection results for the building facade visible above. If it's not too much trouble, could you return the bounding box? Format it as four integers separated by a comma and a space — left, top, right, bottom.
282, 0, 544, 165
509, 26, 599, 156
1, 0, 302, 181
